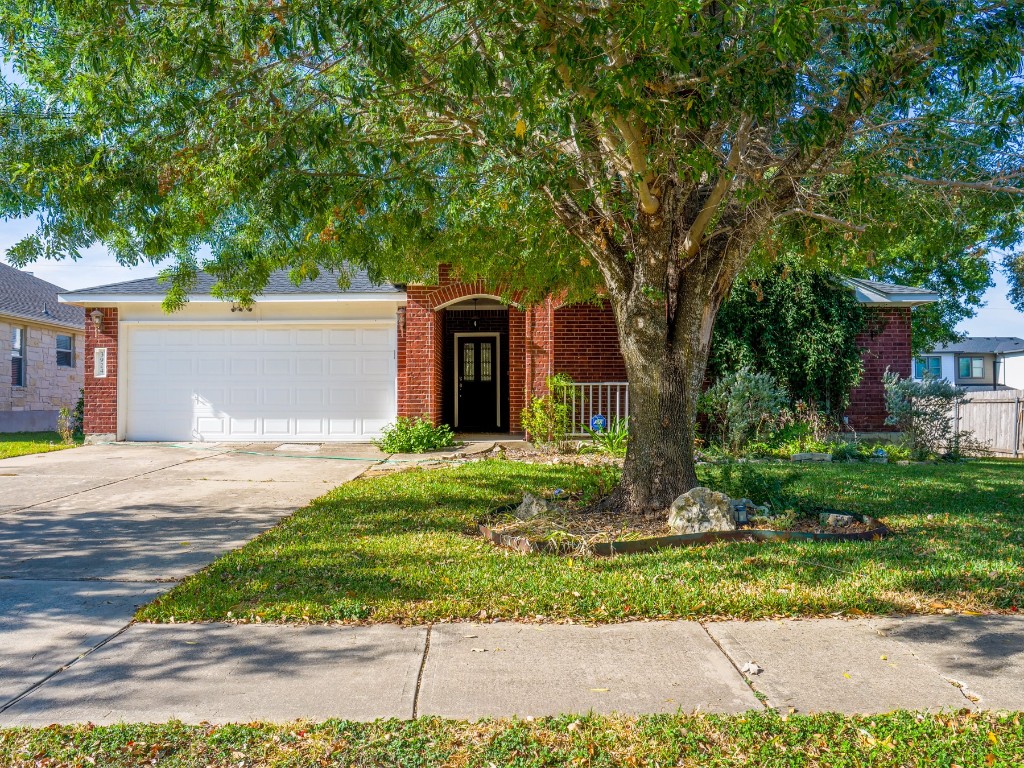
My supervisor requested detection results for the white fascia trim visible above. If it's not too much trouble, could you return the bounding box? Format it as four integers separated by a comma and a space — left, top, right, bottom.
843, 278, 939, 306
119, 318, 396, 327
59, 292, 407, 305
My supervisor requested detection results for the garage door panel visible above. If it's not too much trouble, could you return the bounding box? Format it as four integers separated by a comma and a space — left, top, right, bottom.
126, 323, 396, 442
262, 358, 291, 376
229, 388, 260, 407
197, 358, 226, 376
263, 329, 292, 345
230, 358, 259, 376
165, 358, 193, 376
329, 330, 358, 345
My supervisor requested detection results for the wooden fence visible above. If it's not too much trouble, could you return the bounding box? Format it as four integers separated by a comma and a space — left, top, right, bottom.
955, 389, 1024, 458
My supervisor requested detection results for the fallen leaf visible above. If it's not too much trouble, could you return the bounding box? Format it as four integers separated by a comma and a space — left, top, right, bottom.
843, 672, 852, 679
988, 731, 999, 745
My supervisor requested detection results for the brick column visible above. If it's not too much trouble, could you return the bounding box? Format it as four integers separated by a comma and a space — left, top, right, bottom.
846, 306, 912, 432
83, 307, 118, 439
398, 287, 442, 424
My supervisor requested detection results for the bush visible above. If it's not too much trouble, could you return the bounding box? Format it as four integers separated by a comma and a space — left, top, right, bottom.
57, 406, 76, 445
699, 367, 788, 455
582, 417, 629, 457
520, 373, 574, 448
73, 389, 85, 438
374, 416, 456, 453
882, 371, 969, 460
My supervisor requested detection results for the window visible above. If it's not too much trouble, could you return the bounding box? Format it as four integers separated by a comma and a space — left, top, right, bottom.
461, 342, 475, 381
56, 334, 74, 367
958, 356, 984, 379
11, 327, 24, 387
914, 356, 942, 379
480, 343, 492, 382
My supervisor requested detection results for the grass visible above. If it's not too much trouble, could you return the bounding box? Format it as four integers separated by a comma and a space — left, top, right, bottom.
137, 458, 1024, 624
0, 431, 79, 460
2, 712, 1023, 767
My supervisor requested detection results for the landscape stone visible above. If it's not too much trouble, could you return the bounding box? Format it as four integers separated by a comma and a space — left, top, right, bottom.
515, 492, 550, 521
792, 452, 832, 462
820, 512, 857, 528
668, 487, 736, 534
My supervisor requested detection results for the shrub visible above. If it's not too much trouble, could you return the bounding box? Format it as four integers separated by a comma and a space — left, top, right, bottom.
882, 371, 969, 460
521, 373, 575, 448
374, 416, 456, 453
698, 367, 789, 455
57, 406, 76, 445
73, 389, 85, 438
582, 417, 629, 457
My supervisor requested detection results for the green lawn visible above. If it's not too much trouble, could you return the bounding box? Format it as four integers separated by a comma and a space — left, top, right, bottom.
2, 712, 1022, 767
137, 458, 1024, 624
0, 431, 79, 460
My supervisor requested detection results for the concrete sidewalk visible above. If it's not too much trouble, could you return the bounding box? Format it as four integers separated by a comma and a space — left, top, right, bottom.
1, 614, 1021, 725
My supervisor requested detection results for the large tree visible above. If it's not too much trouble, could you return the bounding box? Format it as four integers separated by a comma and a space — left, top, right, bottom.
2, 1, 1023, 512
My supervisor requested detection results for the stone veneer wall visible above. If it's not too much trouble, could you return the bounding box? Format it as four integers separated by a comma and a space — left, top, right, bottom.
0, 317, 84, 431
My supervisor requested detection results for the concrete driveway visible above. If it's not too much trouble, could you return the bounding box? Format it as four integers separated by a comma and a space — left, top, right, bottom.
0, 443, 379, 710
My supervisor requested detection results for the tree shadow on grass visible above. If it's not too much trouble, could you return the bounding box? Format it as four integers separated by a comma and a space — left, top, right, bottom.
148, 459, 1024, 622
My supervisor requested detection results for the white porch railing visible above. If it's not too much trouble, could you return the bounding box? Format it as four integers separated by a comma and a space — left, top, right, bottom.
562, 382, 629, 436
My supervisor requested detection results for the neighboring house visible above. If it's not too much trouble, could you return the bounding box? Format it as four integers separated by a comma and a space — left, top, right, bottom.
60, 267, 937, 442
914, 337, 1024, 391
0, 264, 85, 432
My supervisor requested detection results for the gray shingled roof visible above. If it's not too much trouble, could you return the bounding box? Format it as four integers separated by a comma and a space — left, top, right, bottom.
0, 263, 84, 329
61, 267, 402, 298
933, 337, 1024, 355
845, 277, 940, 297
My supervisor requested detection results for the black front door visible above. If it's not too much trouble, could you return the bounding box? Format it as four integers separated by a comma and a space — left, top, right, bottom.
457, 336, 499, 431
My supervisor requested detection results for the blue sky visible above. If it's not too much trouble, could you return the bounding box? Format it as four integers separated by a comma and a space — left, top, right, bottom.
1, 215, 1021, 337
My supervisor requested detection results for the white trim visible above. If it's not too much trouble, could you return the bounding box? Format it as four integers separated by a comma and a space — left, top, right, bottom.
842, 279, 939, 306
118, 318, 395, 327
453, 332, 501, 430
434, 293, 509, 311
59, 292, 406, 305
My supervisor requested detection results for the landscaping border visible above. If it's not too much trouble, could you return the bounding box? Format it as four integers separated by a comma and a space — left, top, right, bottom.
479, 511, 889, 556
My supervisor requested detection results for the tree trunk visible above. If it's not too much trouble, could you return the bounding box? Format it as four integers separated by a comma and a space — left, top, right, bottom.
604, 243, 737, 515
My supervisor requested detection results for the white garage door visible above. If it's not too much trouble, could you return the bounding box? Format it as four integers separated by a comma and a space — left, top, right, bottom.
125, 323, 396, 442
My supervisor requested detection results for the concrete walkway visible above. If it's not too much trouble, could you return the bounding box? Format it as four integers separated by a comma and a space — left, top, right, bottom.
1, 614, 1022, 725
0, 443, 379, 713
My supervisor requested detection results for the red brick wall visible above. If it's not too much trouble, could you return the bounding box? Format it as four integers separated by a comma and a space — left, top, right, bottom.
846, 306, 912, 431
399, 267, 532, 430
508, 309, 526, 432
398, 286, 441, 424
83, 307, 118, 435
553, 301, 626, 382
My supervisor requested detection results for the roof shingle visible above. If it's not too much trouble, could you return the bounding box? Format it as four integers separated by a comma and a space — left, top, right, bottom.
60, 267, 402, 298
932, 337, 1024, 355
0, 263, 84, 329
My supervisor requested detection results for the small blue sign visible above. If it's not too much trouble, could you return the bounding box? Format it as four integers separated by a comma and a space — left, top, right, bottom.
590, 414, 608, 432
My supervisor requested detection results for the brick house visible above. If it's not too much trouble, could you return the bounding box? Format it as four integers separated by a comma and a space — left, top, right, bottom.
0, 264, 85, 432
60, 267, 936, 442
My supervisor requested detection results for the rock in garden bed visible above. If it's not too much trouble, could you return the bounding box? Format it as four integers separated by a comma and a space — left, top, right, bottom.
480, 490, 888, 555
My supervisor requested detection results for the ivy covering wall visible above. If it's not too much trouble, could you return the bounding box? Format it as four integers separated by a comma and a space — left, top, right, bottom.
709, 264, 867, 417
